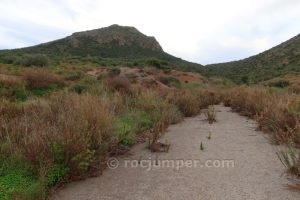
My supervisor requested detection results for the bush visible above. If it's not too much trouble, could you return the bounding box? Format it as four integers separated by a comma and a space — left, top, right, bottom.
135, 90, 183, 126
114, 110, 154, 146
158, 76, 181, 88
115, 115, 135, 146
146, 58, 161, 68
1, 55, 19, 64
20, 54, 49, 67
269, 80, 290, 88
46, 164, 69, 187
168, 90, 200, 116
69, 84, 88, 94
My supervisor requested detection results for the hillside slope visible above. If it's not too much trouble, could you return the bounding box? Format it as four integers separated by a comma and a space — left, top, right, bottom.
205, 34, 300, 83
0, 25, 202, 70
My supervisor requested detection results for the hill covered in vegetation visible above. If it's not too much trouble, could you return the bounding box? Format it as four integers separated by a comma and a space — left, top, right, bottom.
0, 25, 202, 72
205, 34, 300, 84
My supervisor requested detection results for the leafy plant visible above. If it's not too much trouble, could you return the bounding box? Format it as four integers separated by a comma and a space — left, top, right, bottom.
46, 164, 69, 187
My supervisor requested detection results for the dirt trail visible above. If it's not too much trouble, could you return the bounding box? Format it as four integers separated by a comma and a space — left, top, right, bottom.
52, 105, 299, 200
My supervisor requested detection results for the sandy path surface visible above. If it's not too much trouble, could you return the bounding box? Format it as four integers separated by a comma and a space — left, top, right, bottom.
52, 105, 299, 200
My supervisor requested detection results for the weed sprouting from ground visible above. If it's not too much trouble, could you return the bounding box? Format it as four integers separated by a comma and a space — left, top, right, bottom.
205, 106, 217, 124
200, 142, 204, 151
277, 148, 300, 177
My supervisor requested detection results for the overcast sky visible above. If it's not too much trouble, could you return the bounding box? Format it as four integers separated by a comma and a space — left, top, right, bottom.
1, 0, 300, 64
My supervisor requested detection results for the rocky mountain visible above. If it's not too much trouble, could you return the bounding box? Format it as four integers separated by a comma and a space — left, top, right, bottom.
0, 24, 202, 70
2, 25, 164, 58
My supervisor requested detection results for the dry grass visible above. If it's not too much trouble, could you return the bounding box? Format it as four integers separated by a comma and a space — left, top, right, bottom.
277, 148, 300, 191
166, 89, 221, 117
22, 69, 64, 89
168, 90, 200, 116
105, 76, 132, 94
0, 71, 223, 197
135, 89, 183, 125
277, 148, 300, 176
0, 93, 115, 177
205, 106, 217, 124
0, 74, 23, 87
289, 84, 300, 94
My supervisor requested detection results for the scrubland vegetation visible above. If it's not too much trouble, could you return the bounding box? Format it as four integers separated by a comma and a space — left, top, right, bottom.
0, 61, 221, 199
1, 56, 300, 198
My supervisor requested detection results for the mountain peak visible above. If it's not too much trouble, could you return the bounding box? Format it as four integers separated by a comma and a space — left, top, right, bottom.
3, 25, 165, 59
68, 24, 163, 52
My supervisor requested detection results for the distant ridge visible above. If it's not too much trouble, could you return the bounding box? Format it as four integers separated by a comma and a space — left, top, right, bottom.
205, 34, 300, 83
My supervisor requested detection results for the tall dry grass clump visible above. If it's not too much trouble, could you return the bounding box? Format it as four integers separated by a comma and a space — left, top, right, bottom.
223, 86, 300, 146
166, 89, 221, 117
167, 90, 200, 117
22, 69, 64, 89
205, 106, 217, 124
135, 89, 183, 126
0, 93, 115, 179
105, 76, 132, 94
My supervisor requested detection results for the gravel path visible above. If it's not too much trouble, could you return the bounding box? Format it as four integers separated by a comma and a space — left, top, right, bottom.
52, 105, 299, 200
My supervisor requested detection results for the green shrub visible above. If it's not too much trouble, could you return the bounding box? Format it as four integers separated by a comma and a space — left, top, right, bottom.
69, 84, 88, 94
21, 54, 49, 67
269, 80, 290, 88
46, 164, 69, 187
136, 111, 153, 132
0, 156, 42, 200
29, 84, 60, 97
1, 55, 19, 64
158, 76, 181, 88
115, 115, 135, 146
146, 58, 161, 68
12, 87, 28, 101
133, 61, 139, 66
0, 81, 28, 101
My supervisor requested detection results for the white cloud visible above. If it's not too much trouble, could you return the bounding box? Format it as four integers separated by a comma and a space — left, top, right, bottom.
0, 0, 300, 64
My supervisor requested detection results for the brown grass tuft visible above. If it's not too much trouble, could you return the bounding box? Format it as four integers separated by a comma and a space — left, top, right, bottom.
205, 106, 217, 124
105, 76, 132, 94
22, 69, 64, 89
